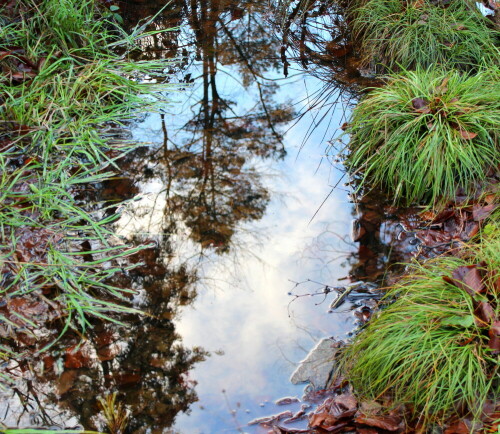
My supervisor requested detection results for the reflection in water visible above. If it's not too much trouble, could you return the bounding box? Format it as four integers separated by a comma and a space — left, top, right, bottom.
0, 0, 404, 432
0, 242, 207, 431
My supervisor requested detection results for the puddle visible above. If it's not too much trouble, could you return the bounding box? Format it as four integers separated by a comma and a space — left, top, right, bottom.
0, 1, 407, 432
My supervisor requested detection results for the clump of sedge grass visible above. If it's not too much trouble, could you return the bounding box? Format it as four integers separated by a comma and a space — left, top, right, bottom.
345, 67, 500, 208
339, 231, 500, 427
349, 0, 499, 72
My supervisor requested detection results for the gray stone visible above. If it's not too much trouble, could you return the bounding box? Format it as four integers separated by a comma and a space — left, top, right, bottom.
290, 337, 341, 389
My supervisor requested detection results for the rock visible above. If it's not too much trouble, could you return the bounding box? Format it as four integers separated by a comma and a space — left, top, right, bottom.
290, 338, 342, 389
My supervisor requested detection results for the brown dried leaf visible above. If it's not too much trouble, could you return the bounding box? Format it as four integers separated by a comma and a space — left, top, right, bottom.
488, 321, 500, 352
436, 77, 449, 94
57, 370, 78, 395
430, 208, 455, 224
459, 130, 477, 140
65, 343, 93, 369
355, 414, 401, 431
472, 203, 496, 221
448, 265, 485, 295
444, 419, 473, 434
412, 97, 429, 110
474, 302, 495, 327
484, 194, 496, 205
329, 393, 358, 419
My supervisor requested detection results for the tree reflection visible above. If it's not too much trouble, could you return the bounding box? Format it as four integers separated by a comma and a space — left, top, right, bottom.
2, 0, 296, 431
120, 0, 294, 252
0, 243, 206, 431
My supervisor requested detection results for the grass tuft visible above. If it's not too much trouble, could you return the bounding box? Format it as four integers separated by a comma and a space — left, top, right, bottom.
0, 0, 176, 372
344, 67, 500, 208
339, 229, 500, 427
349, 0, 499, 72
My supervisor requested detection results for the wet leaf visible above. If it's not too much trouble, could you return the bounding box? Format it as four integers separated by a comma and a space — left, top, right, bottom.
429, 208, 455, 224
472, 203, 496, 221
444, 419, 473, 434
275, 396, 300, 405
355, 414, 402, 431
330, 393, 358, 419
459, 130, 477, 140
109, 372, 141, 386
57, 369, 78, 395
248, 411, 293, 426
309, 394, 358, 430
411, 97, 429, 110
474, 302, 495, 326
65, 343, 93, 369
417, 229, 451, 245
325, 43, 352, 58
488, 321, 500, 352
445, 265, 485, 295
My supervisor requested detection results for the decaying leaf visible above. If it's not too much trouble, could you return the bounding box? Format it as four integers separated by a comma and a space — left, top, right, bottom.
459, 129, 477, 140
488, 321, 500, 352
443, 265, 485, 295
411, 97, 429, 110
355, 414, 402, 431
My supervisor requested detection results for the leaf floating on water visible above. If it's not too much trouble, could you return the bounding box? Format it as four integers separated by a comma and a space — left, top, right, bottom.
275, 396, 300, 406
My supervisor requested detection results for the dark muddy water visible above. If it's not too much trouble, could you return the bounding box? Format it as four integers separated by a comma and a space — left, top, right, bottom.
0, 1, 407, 432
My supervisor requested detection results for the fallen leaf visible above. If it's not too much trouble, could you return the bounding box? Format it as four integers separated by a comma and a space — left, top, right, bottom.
445, 265, 485, 295
64, 343, 94, 369
412, 97, 429, 110
355, 414, 402, 431
474, 302, 495, 326
484, 194, 496, 205
436, 77, 449, 94
275, 396, 301, 405
444, 419, 473, 434
472, 203, 496, 221
488, 321, 500, 352
459, 130, 477, 140
57, 369, 78, 395
329, 393, 358, 419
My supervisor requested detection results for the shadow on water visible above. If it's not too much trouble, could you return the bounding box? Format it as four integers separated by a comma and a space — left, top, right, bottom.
0, 0, 412, 432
